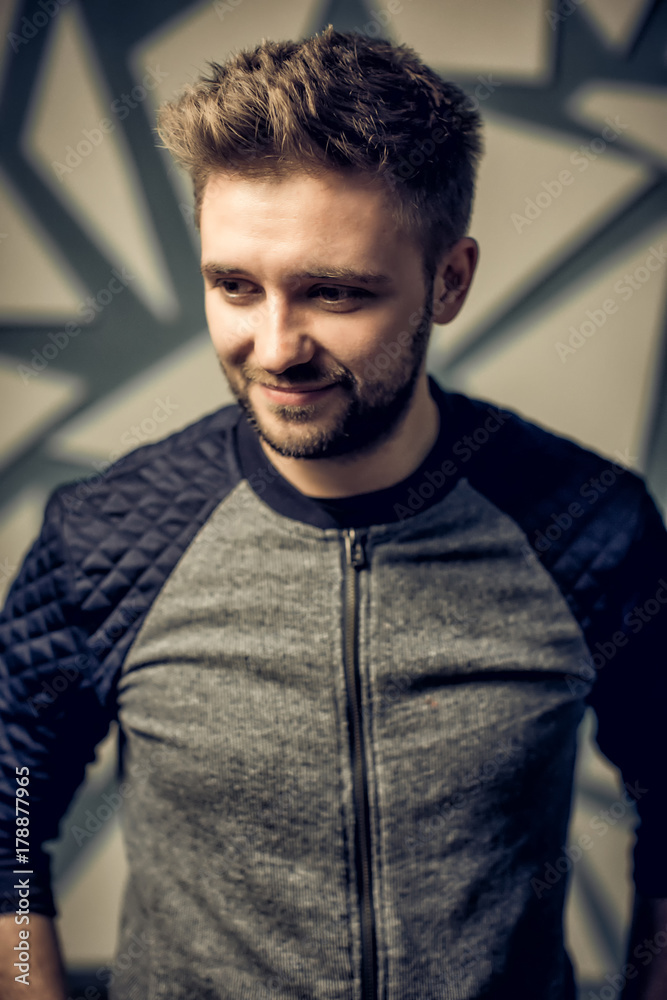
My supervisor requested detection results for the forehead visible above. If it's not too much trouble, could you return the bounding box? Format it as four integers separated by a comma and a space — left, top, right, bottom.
199, 168, 422, 276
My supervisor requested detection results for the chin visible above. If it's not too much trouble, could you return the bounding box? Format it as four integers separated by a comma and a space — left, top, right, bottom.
255, 419, 342, 460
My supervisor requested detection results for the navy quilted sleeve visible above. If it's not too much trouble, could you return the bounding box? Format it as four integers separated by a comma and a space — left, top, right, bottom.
581, 486, 667, 898
0, 491, 113, 917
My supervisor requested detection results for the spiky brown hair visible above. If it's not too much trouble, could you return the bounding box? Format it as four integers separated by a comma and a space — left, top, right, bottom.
157, 27, 483, 271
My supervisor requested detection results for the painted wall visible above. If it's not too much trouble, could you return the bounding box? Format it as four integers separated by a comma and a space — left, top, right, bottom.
1, 1, 666, 996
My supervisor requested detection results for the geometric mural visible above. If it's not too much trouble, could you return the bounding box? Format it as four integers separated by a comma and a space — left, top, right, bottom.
25, 6, 180, 321
1, 0, 666, 996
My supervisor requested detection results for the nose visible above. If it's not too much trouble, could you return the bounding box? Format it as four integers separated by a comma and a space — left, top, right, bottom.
252, 294, 316, 374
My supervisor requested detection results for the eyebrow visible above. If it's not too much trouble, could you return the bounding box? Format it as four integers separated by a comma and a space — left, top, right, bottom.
300, 267, 392, 287
200, 262, 392, 288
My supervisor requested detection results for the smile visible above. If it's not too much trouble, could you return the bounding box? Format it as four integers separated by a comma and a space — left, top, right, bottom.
257, 383, 339, 405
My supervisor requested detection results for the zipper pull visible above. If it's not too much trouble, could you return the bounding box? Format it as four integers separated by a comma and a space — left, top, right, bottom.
345, 528, 367, 570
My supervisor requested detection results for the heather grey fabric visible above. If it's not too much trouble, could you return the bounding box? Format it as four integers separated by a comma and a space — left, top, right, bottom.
114, 476, 589, 1000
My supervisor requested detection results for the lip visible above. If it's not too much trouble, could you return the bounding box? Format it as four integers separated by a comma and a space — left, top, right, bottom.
257, 382, 339, 405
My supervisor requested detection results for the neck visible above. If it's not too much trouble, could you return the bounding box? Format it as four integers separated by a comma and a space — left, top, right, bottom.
258, 373, 440, 498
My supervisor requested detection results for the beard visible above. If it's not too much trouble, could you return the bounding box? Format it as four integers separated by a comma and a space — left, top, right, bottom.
218, 289, 434, 461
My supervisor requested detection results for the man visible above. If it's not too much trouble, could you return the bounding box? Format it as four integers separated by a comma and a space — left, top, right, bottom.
0, 27, 666, 1000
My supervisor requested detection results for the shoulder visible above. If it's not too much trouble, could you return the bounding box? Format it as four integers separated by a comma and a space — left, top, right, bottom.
430, 381, 666, 588
434, 380, 653, 525
6, 403, 245, 699
52, 402, 243, 520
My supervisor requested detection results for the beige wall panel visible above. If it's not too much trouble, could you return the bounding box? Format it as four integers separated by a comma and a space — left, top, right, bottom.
0, 169, 87, 319
388, 0, 550, 80
25, 4, 179, 321
572, 83, 667, 165
50, 332, 234, 463
455, 225, 667, 467
432, 114, 649, 364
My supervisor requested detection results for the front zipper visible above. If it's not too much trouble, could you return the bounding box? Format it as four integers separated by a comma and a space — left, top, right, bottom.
343, 528, 377, 1000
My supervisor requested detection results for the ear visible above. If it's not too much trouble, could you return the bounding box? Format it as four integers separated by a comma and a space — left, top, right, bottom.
431, 238, 478, 324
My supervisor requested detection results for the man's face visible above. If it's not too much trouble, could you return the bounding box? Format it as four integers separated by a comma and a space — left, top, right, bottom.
200, 168, 434, 460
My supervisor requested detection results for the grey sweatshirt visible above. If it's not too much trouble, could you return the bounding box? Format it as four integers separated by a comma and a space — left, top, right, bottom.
1, 378, 665, 999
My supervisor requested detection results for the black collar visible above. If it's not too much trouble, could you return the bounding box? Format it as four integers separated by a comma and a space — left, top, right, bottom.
233, 376, 464, 529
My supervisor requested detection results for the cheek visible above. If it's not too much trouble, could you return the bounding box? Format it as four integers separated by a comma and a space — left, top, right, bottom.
361, 310, 415, 357
204, 292, 220, 335
353, 308, 425, 381
205, 297, 250, 359
328, 327, 385, 372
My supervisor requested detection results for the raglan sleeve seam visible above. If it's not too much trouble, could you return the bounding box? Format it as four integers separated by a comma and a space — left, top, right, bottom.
0, 488, 112, 917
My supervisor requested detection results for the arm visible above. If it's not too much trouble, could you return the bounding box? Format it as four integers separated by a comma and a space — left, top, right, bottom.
622, 896, 667, 1000
0, 913, 67, 999
0, 492, 112, 987
580, 488, 667, 998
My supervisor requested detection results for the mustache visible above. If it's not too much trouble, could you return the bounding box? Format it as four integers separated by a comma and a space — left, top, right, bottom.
241, 363, 354, 389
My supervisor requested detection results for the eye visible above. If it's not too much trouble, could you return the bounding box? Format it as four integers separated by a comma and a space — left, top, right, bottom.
216, 278, 258, 297
311, 285, 372, 306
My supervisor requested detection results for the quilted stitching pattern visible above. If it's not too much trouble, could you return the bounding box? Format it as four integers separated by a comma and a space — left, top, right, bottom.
0, 404, 242, 914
